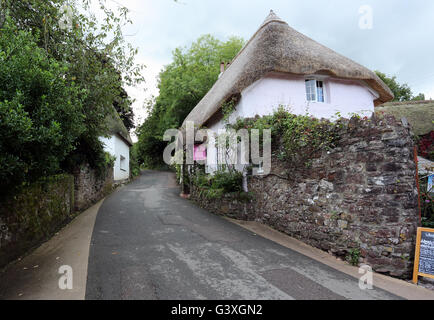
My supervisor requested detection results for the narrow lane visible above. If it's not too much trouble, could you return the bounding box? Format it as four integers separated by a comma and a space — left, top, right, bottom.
85, 170, 400, 300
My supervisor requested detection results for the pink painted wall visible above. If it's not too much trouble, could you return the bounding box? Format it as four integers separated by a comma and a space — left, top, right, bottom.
210, 73, 378, 131
205, 72, 379, 172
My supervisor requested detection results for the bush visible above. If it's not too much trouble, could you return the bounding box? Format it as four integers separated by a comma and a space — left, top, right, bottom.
0, 20, 86, 194
230, 107, 341, 170
129, 143, 141, 177
211, 170, 243, 193
346, 248, 361, 266
191, 168, 244, 198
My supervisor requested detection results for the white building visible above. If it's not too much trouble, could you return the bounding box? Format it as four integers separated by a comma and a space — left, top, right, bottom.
182, 10, 394, 173
100, 112, 133, 181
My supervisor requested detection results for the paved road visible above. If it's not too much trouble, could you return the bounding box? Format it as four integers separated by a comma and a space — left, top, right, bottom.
85, 170, 400, 300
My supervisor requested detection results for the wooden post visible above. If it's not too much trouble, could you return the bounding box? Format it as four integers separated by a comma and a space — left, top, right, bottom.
413, 227, 423, 284
414, 146, 422, 226
413, 227, 434, 284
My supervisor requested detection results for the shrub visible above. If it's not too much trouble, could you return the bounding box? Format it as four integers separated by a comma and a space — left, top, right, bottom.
229, 107, 341, 170
211, 170, 243, 193
0, 20, 86, 194
129, 143, 141, 177
191, 168, 245, 199
346, 248, 361, 266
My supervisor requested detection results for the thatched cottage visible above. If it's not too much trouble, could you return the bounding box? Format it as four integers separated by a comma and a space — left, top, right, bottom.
183, 10, 393, 173
100, 110, 133, 181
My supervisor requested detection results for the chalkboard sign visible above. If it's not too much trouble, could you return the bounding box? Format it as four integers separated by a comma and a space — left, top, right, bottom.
413, 227, 434, 284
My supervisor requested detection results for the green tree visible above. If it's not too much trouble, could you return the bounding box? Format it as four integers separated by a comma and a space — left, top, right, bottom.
0, 19, 86, 193
375, 71, 425, 102
2, 0, 142, 161
137, 35, 244, 168
0, 0, 143, 191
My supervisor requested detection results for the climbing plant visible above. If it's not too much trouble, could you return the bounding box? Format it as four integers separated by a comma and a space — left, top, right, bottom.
228, 107, 342, 172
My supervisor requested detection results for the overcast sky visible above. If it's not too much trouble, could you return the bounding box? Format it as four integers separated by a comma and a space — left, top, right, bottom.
108, 0, 434, 133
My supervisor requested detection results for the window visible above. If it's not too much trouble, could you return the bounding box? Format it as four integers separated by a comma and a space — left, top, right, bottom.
257, 161, 264, 175
120, 155, 126, 171
305, 79, 325, 103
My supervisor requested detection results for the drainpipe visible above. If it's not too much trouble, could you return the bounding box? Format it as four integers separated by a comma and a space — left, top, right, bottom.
242, 166, 248, 193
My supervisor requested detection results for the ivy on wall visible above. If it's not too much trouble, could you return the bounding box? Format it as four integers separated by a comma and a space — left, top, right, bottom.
227, 107, 342, 174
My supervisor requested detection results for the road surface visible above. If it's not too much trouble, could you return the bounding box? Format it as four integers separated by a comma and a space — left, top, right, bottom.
85, 170, 399, 300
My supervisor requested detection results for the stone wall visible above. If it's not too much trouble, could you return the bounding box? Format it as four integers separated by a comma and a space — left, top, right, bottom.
0, 164, 115, 268
73, 163, 114, 211
190, 115, 420, 278
190, 187, 254, 221
0, 175, 74, 268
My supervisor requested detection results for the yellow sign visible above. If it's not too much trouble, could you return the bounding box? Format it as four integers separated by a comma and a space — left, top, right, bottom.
413, 227, 434, 284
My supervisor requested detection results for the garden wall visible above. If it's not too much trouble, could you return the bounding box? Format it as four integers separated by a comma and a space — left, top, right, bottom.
190, 115, 420, 278
0, 174, 75, 268
0, 163, 114, 268
73, 163, 114, 211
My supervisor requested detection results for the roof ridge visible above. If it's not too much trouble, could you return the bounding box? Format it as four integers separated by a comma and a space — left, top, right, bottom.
225, 10, 287, 73
260, 10, 287, 28
183, 10, 394, 127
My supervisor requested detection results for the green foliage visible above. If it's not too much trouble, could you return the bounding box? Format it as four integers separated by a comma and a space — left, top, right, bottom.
375, 70, 425, 102
211, 170, 243, 193
221, 96, 238, 123
137, 35, 245, 168
0, 19, 85, 193
229, 107, 341, 170
175, 164, 182, 182
192, 169, 245, 200
129, 143, 141, 177
193, 170, 211, 188
280, 114, 339, 168
201, 187, 225, 200
0, 0, 143, 192
346, 248, 361, 266
104, 152, 116, 168
0, 173, 75, 267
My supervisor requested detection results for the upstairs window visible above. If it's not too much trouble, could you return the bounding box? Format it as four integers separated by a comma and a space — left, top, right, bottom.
305, 79, 325, 103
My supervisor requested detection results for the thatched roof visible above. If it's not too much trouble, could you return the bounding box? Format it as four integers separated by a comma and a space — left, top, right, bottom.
104, 107, 133, 146
376, 100, 434, 136
183, 10, 394, 128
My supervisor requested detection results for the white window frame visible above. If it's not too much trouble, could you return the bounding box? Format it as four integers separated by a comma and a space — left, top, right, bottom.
305, 78, 326, 103
120, 155, 126, 171
257, 161, 264, 175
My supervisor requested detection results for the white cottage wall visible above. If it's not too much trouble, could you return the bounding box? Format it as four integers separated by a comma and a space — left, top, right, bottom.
100, 135, 130, 180
205, 73, 378, 173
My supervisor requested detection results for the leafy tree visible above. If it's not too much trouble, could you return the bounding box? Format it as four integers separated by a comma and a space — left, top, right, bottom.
0, 0, 143, 191
114, 87, 135, 131
0, 19, 86, 193
129, 143, 141, 177
137, 35, 245, 167
412, 93, 426, 101
375, 71, 425, 102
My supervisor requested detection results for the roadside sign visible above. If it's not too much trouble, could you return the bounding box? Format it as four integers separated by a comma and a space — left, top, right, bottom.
413, 227, 434, 284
